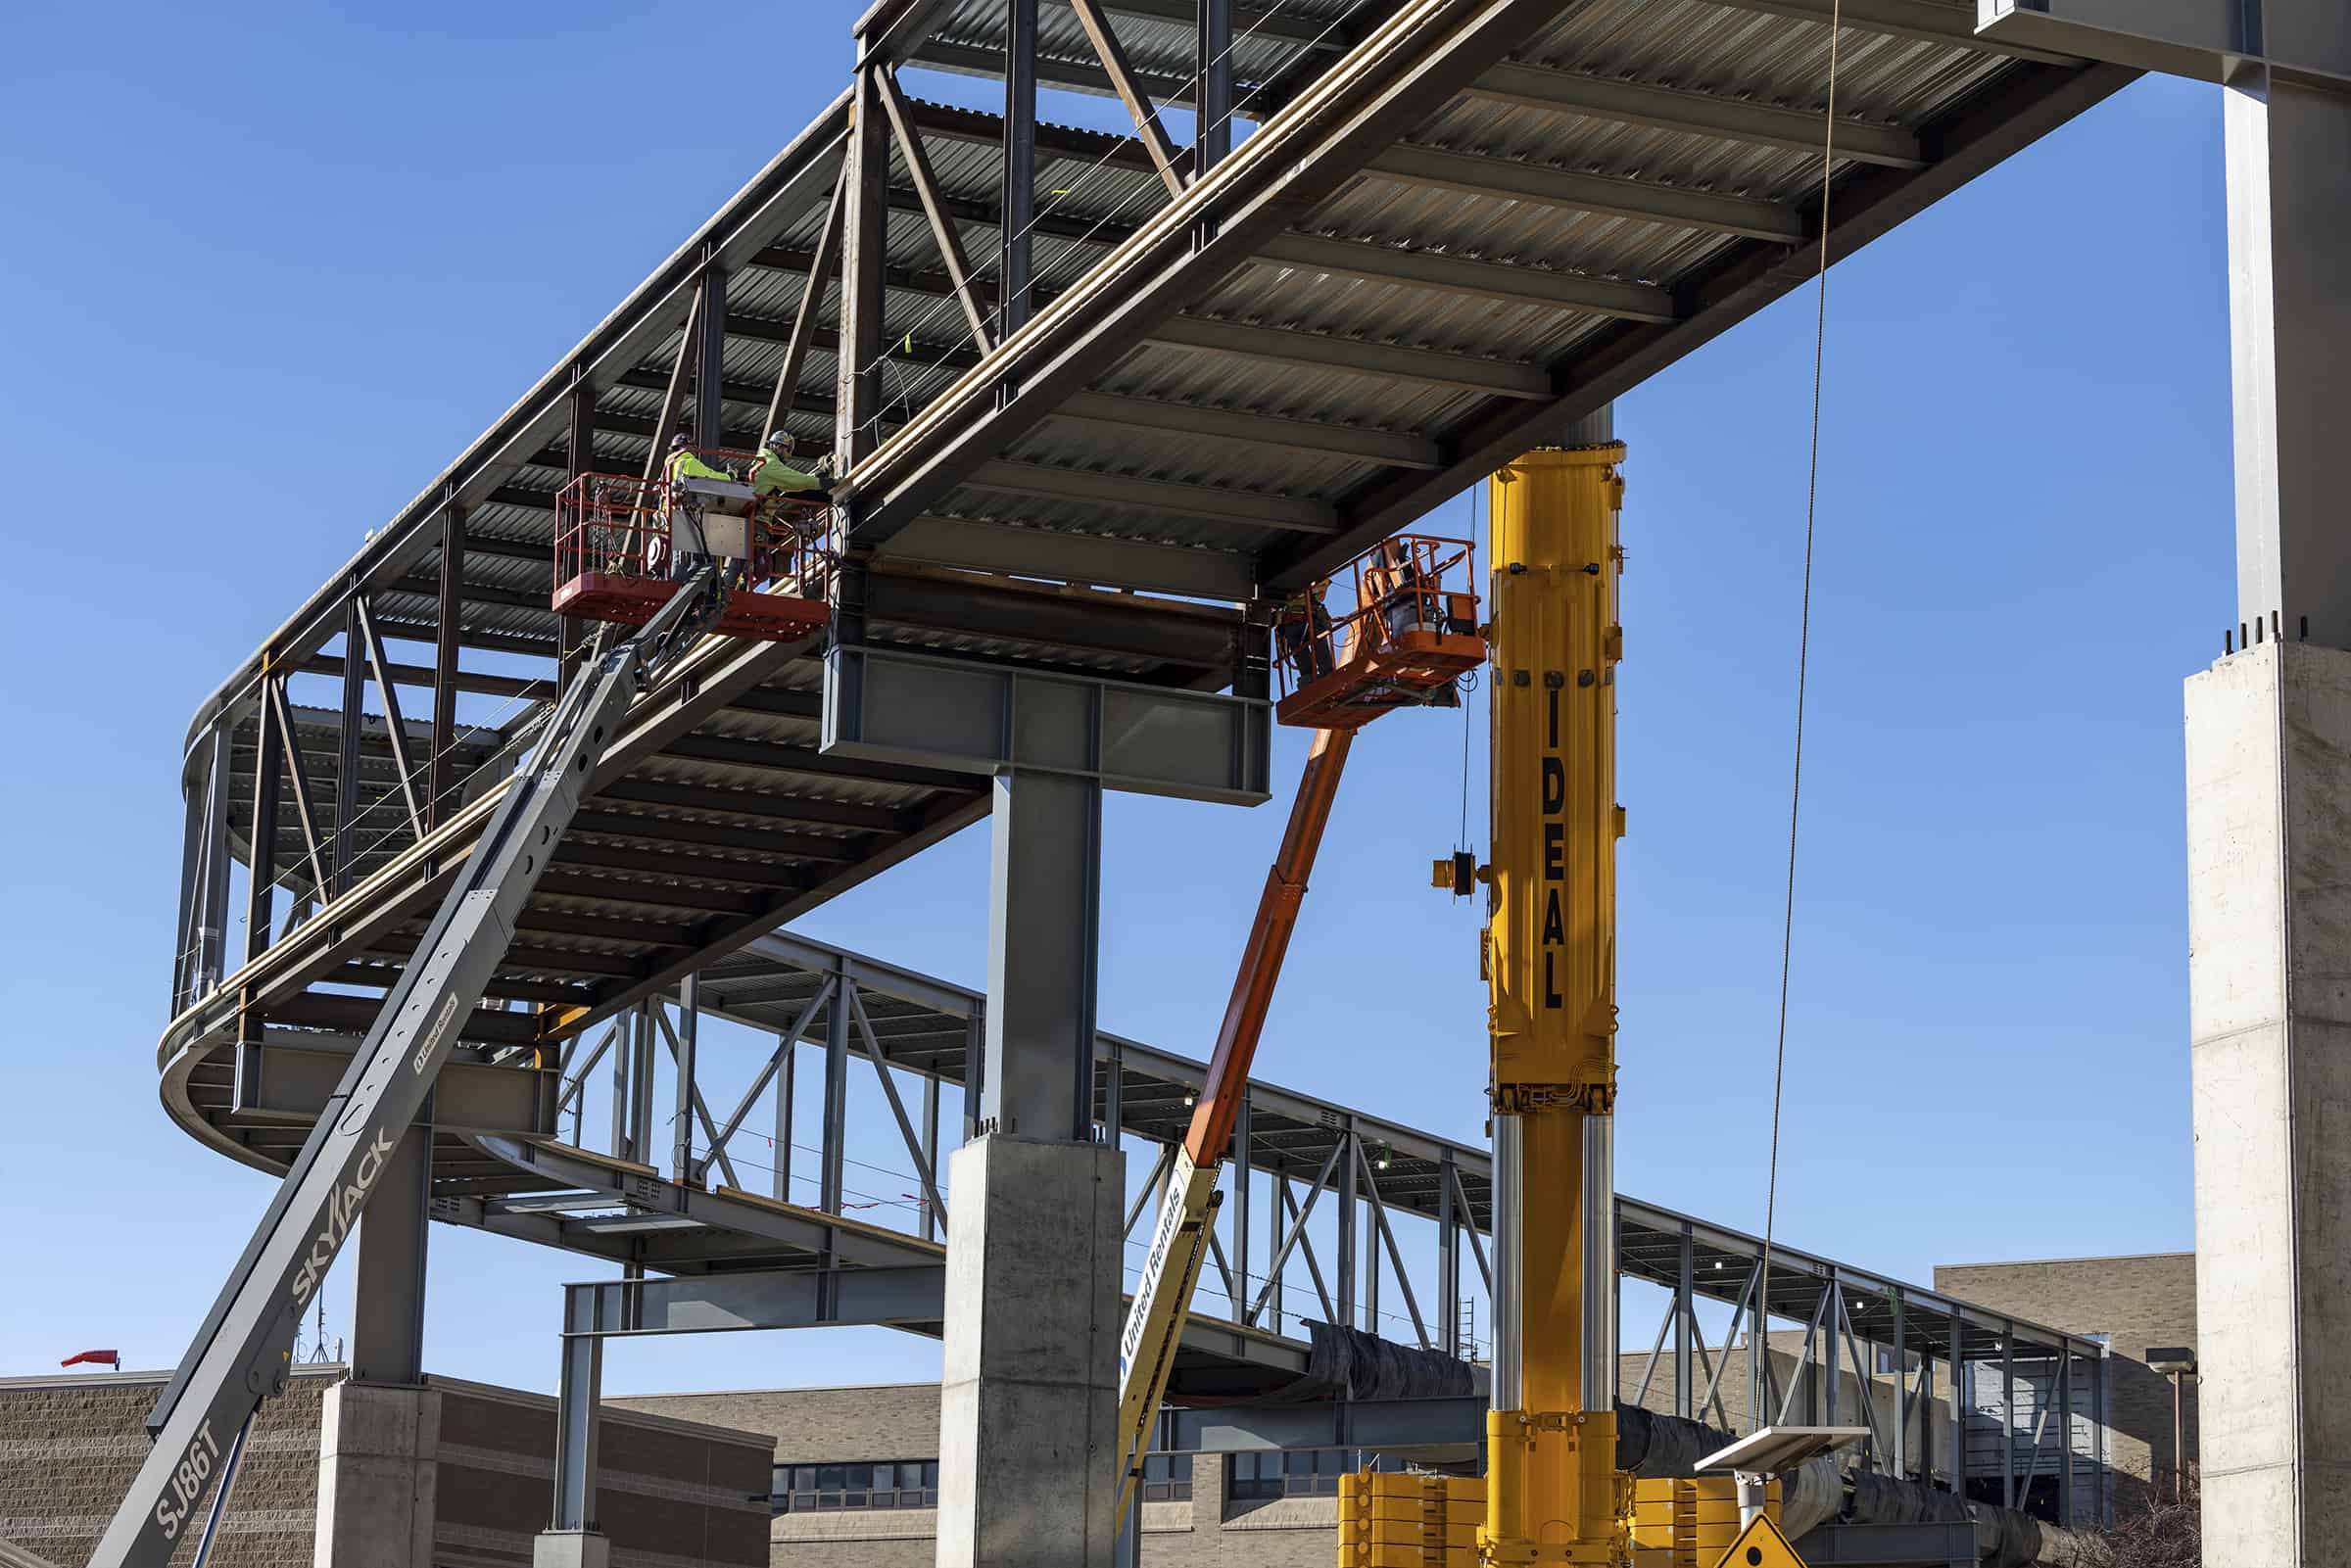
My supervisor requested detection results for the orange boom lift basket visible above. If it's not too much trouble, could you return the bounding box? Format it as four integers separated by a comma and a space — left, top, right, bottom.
1273, 534, 1484, 730
552, 451, 834, 641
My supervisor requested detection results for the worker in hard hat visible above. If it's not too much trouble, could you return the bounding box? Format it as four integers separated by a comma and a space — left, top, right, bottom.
660, 433, 738, 583
1275, 581, 1338, 687
1367, 537, 1431, 643
749, 429, 835, 577
749, 429, 828, 505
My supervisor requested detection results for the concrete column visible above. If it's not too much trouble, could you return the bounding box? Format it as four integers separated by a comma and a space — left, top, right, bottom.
2186, 640, 2351, 1562
935, 1135, 1125, 1567
936, 769, 1123, 1566
2188, 37, 2351, 1561
313, 1381, 439, 1568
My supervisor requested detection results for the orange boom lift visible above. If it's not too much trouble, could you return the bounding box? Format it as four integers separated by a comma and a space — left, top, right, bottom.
1113, 535, 1484, 1521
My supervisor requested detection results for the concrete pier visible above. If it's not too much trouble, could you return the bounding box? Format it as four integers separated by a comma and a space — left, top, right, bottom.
312, 1382, 439, 1568
934, 1135, 1125, 1567
2185, 640, 2351, 1562
934, 767, 1124, 1566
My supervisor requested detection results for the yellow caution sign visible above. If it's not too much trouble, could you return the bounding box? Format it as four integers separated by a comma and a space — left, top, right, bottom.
1708, 1513, 1807, 1568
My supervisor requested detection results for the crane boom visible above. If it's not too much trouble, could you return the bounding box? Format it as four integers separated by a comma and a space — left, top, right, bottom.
1113, 726, 1354, 1518
89, 570, 720, 1568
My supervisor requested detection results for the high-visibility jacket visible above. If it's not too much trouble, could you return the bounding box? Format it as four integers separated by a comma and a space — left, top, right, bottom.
664, 447, 736, 488
749, 451, 821, 497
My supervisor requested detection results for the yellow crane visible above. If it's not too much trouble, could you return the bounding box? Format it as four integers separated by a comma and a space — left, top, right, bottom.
1476, 439, 1629, 1565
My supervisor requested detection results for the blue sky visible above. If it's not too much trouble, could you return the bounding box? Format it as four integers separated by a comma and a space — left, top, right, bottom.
0, 5, 2228, 1397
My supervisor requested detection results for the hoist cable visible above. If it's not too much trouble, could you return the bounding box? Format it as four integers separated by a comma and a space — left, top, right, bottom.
1757, 0, 1844, 1379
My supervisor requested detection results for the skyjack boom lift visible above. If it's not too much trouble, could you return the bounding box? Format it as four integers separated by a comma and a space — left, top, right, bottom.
87, 571, 724, 1568
1115, 537, 1483, 1521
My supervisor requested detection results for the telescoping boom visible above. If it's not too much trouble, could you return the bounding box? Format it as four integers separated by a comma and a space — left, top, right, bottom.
1115, 533, 1486, 1522
88, 571, 722, 1568
1114, 726, 1354, 1518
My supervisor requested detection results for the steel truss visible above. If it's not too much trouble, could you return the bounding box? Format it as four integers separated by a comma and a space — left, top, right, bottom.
387, 930, 2116, 1531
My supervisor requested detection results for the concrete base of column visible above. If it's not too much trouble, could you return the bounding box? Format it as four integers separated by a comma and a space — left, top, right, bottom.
935, 1134, 1125, 1568
2186, 641, 2351, 1565
313, 1381, 439, 1568
532, 1532, 611, 1568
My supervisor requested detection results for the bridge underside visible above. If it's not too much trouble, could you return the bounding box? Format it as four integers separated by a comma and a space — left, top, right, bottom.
166, 1, 2136, 1135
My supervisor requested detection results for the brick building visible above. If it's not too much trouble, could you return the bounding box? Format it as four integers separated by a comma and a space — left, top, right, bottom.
1, 1251, 2197, 1567
1936, 1252, 2198, 1514
0, 1367, 769, 1568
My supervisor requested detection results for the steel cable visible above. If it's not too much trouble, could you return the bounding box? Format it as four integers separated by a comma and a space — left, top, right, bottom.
1758, 0, 1844, 1389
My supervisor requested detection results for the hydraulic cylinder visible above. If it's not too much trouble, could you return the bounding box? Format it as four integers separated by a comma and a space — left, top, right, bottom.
1479, 440, 1627, 1565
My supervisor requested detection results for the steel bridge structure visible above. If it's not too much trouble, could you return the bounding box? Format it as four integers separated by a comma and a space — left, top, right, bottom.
171, 925, 2116, 1525
152, 0, 2151, 1561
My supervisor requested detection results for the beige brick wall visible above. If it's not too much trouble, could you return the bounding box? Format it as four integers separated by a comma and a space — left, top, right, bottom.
0, 1365, 335, 1568
1935, 1252, 2196, 1514
0, 1368, 771, 1568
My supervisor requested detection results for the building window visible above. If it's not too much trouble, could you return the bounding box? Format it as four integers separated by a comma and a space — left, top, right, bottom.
1227, 1448, 1386, 1501
1140, 1452, 1193, 1502
774, 1459, 940, 1514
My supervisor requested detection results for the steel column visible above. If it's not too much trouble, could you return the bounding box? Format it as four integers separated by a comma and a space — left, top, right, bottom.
550, 1285, 605, 1534
999, 0, 1038, 345
1195, 0, 1233, 176
1675, 1225, 1695, 1420
428, 506, 464, 827
1269, 1165, 1287, 1335
1334, 1126, 1357, 1330
774, 1037, 795, 1201
1949, 1318, 1965, 1496
243, 688, 284, 965
332, 594, 366, 894
961, 1009, 984, 1142
1893, 1289, 1908, 1481
348, 1122, 431, 1386
1229, 1093, 1250, 1324
173, 753, 208, 1009
672, 976, 699, 1184
630, 1003, 655, 1165
921, 1070, 941, 1242
979, 770, 1101, 1141
1437, 1149, 1460, 1357
822, 964, 850, 1214
1747, 1263, 1762, 1434
2002, 1330, 2016, 1509
2094, 1353, 2108, 1523
693, 264, 728, 450
1825, 1275, 1843, 1430
608, 1007, 632, 1160
2057, 1348, 2075, 1525
835, 66, 888, 470
193, 719, 234, 997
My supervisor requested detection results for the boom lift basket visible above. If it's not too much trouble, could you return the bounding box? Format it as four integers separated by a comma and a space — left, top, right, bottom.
1274, 534, 1484, 729
553, 451, 833, 641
